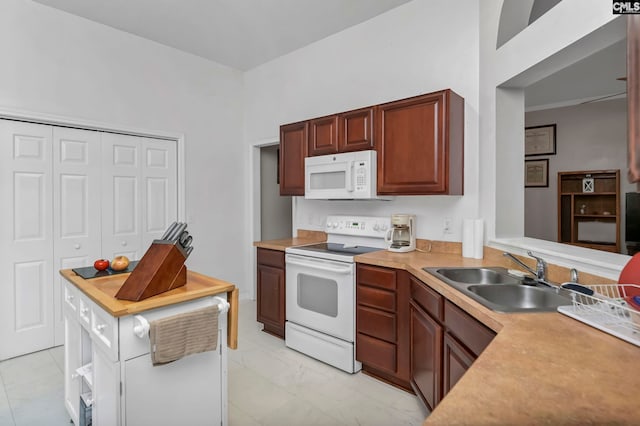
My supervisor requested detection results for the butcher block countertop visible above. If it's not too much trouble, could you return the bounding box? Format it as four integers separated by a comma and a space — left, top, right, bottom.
59, 268, 239, 349
255, 237, 640, 425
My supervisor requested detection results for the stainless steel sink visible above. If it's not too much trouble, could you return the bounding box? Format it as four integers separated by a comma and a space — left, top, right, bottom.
467, 284, 571, 311
423, 266, 572, 313
434, 268, 520, 284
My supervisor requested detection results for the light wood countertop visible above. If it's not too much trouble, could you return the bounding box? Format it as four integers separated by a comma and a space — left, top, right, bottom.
354, 248, 640, 425
251, 237, 640, 423
59, 268, 239, 349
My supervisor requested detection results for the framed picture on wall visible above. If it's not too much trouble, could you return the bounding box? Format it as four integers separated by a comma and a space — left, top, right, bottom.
525, 124, 556, 156
525, 159, 549, 188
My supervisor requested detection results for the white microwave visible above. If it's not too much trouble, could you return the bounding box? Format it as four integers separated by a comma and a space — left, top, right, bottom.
304, 150, 392, 200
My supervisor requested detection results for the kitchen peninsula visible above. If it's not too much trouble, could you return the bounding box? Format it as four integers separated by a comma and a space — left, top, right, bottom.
254, 237, 640, 424
60, 268, 238, 426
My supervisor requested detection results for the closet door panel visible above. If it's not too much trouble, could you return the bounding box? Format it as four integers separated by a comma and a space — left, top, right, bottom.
141, 139, 178, 250
101, 133, 142, 261
53, 127, 102, 345
0, 120, 54, 360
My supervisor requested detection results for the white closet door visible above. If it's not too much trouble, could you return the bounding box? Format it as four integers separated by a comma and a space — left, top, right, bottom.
0, 120, 54, 360
141, 138, 178, 250
101, 133, 143, 261
102, 134, 177, 260
53, 127, 102, 345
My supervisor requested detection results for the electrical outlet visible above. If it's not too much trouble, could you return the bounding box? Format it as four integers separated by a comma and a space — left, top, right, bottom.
443, 217, 453, 234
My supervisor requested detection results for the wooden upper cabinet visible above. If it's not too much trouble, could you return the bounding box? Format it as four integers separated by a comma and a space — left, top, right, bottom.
338, 107, 374, 153
375, 89, 464, 195
308, 107, 374, 156
279, 121, 308, 196
308, 115, 339, 156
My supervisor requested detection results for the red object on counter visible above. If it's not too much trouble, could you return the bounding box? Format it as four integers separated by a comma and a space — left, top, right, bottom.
619, 253, 640, 297
94, 259, 109, 271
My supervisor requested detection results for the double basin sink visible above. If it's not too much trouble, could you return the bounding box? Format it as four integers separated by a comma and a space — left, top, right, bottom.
424, 267, 573, 313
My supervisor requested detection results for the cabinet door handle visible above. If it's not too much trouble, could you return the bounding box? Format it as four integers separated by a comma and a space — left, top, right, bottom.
71, 373, 79, 380
96, 324, 107, 333
121, 241, 127, 246
81, 307, 89, 315
74, 243, 81, 249
66, 295, 74, 301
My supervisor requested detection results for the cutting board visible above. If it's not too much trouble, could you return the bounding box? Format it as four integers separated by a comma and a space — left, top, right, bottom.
72, 261, 139, 279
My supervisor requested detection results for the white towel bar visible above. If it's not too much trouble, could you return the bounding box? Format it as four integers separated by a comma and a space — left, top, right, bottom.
212, 296, 230, 314
132, 296, 230, 338
133, 315, 150, 338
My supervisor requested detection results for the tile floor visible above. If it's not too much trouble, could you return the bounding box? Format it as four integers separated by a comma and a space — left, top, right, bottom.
0, 300, 426, 425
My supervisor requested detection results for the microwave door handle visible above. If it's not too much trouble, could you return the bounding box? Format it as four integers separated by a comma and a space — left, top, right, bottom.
346, 160, 354, 192
286, 256, 353, 275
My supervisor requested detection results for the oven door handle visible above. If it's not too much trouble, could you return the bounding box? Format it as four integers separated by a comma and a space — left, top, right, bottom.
286, 255, 353, 275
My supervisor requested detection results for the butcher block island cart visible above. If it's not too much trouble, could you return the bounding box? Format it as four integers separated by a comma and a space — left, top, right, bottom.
59, 268, 238, 426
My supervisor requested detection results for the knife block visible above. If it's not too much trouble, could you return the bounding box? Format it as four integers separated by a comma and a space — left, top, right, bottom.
115, 241, 187, 301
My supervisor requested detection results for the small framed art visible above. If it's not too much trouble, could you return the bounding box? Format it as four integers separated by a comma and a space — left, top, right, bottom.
525, 159, 549, 188
525, 124, 556, 156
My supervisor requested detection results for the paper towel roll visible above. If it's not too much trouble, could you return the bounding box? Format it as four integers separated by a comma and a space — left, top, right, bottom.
473, 219, 484, 259
462, 219, 475, 258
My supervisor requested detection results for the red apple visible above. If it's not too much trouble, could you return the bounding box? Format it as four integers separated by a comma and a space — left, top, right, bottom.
111, 255, 130, 271
94, 259, 109, 271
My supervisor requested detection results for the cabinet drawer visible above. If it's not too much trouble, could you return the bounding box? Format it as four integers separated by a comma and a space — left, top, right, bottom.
63, 282, 78, 315
444, 300, 495, 357
257, 248, 285, 269
357, 264, 396, 290
357, 285, 396, 312
78, 298, 91, 329
91, 304, 119, 362
356, 332, 397, 374
410, 276, 443, 321
357, 306, 396, 342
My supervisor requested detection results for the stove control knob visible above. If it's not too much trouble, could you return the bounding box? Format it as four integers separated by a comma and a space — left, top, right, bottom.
380, 224, 388, 231
373, 224, 380, 231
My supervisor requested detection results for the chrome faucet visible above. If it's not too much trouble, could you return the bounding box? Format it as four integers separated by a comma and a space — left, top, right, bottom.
503, 251, 547, 281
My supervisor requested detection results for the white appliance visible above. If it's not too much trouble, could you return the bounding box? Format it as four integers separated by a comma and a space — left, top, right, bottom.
285, 215, 389, 373
304, 150, 392, 200
385, 214, 416, 253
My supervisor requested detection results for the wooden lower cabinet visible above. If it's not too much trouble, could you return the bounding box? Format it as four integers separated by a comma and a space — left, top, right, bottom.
355, 264, 410, 390
409, 277, 496, 413
442, 333, 475, 398
256, 248, 286, 338
441, 300, 495, 399
410, 300, 443, 411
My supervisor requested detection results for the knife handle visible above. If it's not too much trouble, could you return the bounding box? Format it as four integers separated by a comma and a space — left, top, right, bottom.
161, 221, 178, 240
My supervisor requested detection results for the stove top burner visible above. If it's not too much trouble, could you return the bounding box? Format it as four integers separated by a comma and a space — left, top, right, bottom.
293, 242, 382, 257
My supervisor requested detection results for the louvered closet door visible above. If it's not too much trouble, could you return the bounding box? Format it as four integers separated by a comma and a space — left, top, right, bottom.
52, 127, 102, 345
101, 133, 177, 260
0, 120, 54, 360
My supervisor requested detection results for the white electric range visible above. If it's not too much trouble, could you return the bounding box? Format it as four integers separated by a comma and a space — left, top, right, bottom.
285, 215, 390, 373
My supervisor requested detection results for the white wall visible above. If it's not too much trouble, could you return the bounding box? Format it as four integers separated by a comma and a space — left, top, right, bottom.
479, 0, 630, 278
244, 0, 480, 242
0, 1, 248, 293
524, 98, 632, 246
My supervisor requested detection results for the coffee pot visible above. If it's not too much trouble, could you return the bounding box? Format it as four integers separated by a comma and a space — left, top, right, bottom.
385, 214, 416, 253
